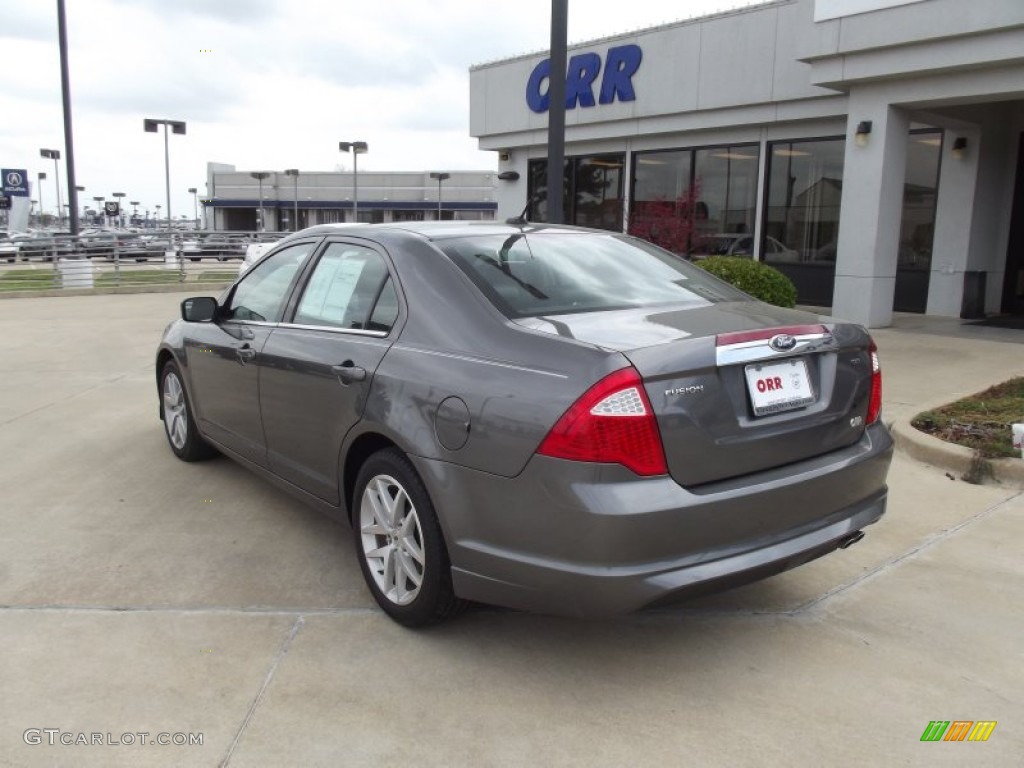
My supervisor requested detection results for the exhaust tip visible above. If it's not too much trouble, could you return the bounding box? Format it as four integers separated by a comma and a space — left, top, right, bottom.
838, 530, 865, 550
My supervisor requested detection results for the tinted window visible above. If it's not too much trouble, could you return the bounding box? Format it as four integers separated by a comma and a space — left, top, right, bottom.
226, 242, 314, 322
294, 243, 390, 330
367, 277, 399, 333
440, 233, 746, 318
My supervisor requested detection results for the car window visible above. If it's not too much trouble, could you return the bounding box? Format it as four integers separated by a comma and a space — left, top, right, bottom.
225, 242, 314, 323
440, 232, 748, 318
366, 277, 399, 333
293, 243, 390, 330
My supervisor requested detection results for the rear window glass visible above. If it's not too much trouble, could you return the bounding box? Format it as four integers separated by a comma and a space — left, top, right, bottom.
438, 232, 747, 318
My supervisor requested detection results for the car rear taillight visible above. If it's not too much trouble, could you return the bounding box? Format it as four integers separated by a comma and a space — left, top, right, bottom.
867, 339, 882, 425
537, 367, 667, 476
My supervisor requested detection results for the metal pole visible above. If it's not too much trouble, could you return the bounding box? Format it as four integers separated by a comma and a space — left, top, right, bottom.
163, 123, 172, 232
437, 177, 443, 218
52, 157, 62, 228
258, 177, 264, 231
57, 0, 79, 236
546, 0, 568, 224
293, 175, 298, 231
353, 152, 359, 220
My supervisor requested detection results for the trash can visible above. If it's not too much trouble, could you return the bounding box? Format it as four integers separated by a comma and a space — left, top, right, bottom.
58, 257, 95, 289
960, 271, 986, 319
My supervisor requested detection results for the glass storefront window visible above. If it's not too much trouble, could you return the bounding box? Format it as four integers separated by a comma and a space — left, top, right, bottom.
763, 138, 846, 263
630, 144, 759, 256
901, 130, 942, 271
527, 154, 624, 232
693, 146, 759, 238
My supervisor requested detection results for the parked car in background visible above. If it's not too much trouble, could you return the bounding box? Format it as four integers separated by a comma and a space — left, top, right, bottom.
157, 222, 892, 626
689, 233, 799, 262
0, 233, 18, 263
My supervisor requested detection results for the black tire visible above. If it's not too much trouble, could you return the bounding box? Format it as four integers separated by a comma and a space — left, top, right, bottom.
353, 449, 465, 627
160, 361, 217, 462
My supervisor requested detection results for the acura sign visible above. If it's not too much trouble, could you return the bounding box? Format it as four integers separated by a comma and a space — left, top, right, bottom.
2, 169, 29, 197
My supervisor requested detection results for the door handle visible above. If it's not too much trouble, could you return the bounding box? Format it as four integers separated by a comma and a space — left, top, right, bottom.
236, 344, 256, 364
239, 327, 255, 340
331, 361, 367, 383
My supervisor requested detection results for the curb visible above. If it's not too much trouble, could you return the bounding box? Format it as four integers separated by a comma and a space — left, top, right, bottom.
891, 418, 1024, 488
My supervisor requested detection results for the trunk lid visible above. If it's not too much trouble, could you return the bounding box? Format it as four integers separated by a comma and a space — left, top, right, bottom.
517, 302, 876, 487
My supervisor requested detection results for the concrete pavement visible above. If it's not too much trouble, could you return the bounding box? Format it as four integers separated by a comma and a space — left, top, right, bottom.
0, 291, 1021, 767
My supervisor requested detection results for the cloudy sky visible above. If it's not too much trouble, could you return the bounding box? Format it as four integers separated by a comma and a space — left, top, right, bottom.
1, 0, 767, 221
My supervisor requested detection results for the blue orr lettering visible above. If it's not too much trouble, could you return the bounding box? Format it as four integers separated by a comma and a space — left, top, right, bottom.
526, 44, 642, 113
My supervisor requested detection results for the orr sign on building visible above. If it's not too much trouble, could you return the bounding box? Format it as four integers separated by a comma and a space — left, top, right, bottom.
526, 44, 642, 113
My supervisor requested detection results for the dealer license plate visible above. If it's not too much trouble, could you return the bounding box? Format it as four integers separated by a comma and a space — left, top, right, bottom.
744, 358, 816, 416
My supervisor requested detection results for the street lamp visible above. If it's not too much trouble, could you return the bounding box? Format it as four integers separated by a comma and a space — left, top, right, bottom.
40, 149, 62, 226
93, 196, 104, 226
143, 118, 186, 231
429, 172, 450, 220
284, 169, 300, 231
130, 201, 139, 226
249, 172, 270, 231
38, 172, 47, 223
76, 186, 86, 219
338, 141, 368, 221
112, 192, 126, 227
187, 187, 198, 229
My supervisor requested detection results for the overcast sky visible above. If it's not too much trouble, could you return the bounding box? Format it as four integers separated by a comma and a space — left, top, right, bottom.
1, 0, 768, 222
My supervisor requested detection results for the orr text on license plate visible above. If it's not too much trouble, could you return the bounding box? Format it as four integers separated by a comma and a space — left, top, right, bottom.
744, 358, 816, 416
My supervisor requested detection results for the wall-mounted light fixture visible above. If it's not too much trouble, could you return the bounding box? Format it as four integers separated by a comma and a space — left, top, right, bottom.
854, 120, 872, 147
497, 171, 520, 181
951, 136, 968, 161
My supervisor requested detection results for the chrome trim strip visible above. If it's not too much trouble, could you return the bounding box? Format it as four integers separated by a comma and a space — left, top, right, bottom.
400, 345, 570, 379
277, 322, 389, 338
716, 333, 836, 367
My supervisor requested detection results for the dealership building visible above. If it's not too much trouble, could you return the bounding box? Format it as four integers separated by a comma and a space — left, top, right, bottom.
202, 164, 497, 232
469, 0, 1024, 327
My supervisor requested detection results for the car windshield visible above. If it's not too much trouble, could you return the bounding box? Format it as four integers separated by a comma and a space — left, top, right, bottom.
439, 232, 746, 318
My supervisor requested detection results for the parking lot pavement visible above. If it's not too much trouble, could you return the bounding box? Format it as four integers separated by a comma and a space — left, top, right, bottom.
0, 291, 1021, 767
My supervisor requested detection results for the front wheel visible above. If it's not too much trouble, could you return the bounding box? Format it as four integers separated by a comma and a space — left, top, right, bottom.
353, 449, 465, 627
160, 361, 217, 462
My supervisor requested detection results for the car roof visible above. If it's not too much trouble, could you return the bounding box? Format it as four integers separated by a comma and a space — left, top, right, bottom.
292, 220, 613, 242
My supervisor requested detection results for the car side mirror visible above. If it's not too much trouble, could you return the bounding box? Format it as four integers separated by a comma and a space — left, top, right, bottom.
181, 296, 218, 322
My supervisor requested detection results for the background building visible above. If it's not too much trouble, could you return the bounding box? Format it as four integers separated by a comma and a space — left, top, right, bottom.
203, 165, 497, 231
470, 0, 1024, 327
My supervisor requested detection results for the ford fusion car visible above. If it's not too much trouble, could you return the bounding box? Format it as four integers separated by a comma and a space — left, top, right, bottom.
156, 222, 892, 626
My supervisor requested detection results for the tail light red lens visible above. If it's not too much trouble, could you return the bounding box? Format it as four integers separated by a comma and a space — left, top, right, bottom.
537, 367, 668, 476
867, 339, 882, 425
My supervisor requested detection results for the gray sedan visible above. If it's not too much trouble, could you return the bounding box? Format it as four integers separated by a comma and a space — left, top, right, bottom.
156, 222, 892, 626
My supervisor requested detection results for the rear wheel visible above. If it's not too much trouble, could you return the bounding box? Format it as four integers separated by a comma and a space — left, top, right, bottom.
160, 361, 216, 462
353, 449, 465, 627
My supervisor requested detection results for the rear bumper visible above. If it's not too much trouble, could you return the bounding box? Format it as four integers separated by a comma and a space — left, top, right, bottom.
413, 422, 893, 617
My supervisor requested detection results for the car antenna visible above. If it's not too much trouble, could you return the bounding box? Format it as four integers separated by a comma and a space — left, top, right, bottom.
506, 193, 543, 227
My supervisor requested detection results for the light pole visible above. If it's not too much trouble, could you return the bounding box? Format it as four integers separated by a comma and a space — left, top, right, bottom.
429, 172, 450, 220
93, 196, 104, 226
187, 187, 198, 229
284, 169, 300, 231
143, 118, 186, 232
250, 172, 269, 231
38, 172, 47, 224
112, 192, 126, 227
40, 149, 62, 226
155, 204, 161, 231
76, 186, 86, 220
130, 201, 139, 226
338, 141, 368, 221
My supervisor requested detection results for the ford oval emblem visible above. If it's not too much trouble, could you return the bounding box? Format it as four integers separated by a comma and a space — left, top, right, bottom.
769, 333, 797, 352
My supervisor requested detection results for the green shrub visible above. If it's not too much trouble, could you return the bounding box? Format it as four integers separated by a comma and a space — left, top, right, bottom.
695, 256, 797, 308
